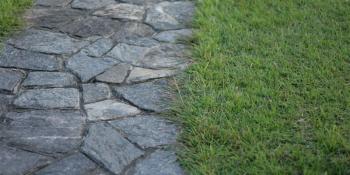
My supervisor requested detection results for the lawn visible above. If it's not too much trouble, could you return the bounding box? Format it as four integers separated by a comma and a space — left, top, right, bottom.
0, 0, 32, 39
174, 0, 350, 174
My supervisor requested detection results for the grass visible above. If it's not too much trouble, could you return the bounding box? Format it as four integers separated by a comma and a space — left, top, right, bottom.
0, 0, 32, 39
173, 0, 350, 174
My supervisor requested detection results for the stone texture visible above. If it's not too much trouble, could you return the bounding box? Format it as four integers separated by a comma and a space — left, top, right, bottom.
0, 45, 61, 71
66, 53, 119, 82
153, 29, 193, 43
107, 43, 149, 65
81, 38, 114, 57
0, 94, 13, 116
35, 0, 72, 7
82, 83, 111, 104
96, 63, 132, 83
94, 4, 145, 21
0, 110, 85, 154
109, 115, 178, 148
112, 22, 155, 42
0, 68, 25, 93
145, 1, 194, 30
114, 79, 171, 112
82, 123, 144, 174
120, 0, 165, 5
126, 150, 184, 175
14, 88, 80, 109
127, 67, 177, 83
72, 0, 116, 10
0, 145, 52, 175
23, 72, 78, 88
34, 153, 97, 175
120, 36, 159, 47
85, 100, 140, 121
8, 29, 89, 55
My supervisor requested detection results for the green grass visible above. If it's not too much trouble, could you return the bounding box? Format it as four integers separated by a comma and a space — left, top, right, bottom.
173, 0, 350, 174
0, 0, 32, 39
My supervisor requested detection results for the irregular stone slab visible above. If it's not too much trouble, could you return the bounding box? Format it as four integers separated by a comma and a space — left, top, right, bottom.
35, 0, 71, 7
82, 123, 144, 174
112, 22, 155, 42
0, 68, 25, 93
34, 153, 97, 175
23, 72, 78, 88
126, 150, 184, 175
8, 29, 89, 55
114, 79, 171, 112
81, 38, 114, 57
14, 88, 80, 109
72, 0, 116, 10
0, 45, 61, 71
109, 115, 178, 148
85, 100, 140, 121
120, 36, 159, 47
96, 63, 132, 83
145, 1, 195, 30
120, 0, 166, 5
127, 67, 177, 83
153, 29, 193, 43
0, 94, 13, 116
66, 53, 119, 82
107, 43, 149, 65
0, 145, 52, 175
82, 83, 111, 104
94, 4, 145, 21
62, 17, 122, 38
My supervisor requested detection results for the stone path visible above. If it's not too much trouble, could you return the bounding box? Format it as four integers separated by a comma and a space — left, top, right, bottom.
0, 0, 194, 174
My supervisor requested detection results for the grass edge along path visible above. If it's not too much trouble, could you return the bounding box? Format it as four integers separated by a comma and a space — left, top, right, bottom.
172, 0, 350, 174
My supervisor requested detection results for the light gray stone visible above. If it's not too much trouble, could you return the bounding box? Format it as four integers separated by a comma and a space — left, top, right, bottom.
120, 37, 159, 47
0, 145, 52, 175
0, 45, 61, 71
120, 0, 166, 5
0, 68, 25, 93
23, 72, 78, 88
114, 79, 171, 112
8, 29, 89, 55
82, 83, 111, 104
109, 115, 178, 148
145, 1, 195, 30
96, 63, 132, 83
34, 153, 97, 175
35, 0, 71, 7
0, 94, 13, 116
82, 123, 144, 174
153, 29, 193, 43
14, 88, 80, 109
112, 22, 155, 42
107, 43, 149, 65
66, 53, 119, 82
94, 4, 145, 21
127, 67, 177, 83
126, 150, 184, 175
81, 38, 114, 57
85, 100, 140, 121
0, 110, 85, 154
72, 0, 116, 10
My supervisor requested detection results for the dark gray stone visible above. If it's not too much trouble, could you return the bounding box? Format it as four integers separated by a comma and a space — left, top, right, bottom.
0, 45, 61, 71
0, 68, 25, 93
112, 22, 155, 42
114, 79, 172, 112
82, 123, 144, 174
93, 4, 145, 21
96, 63, 132, 84
120, 0, 166, 5
8, 29, 89, 55
34, 153, 97, 175
127, 67, 177, 83
145, 1, 195, 30
120, 37, 159, 47
0, 145, 52, 175
35, 0, 72, 7
85, 100, 141, 121
82, 83, 111, 104
109, 115, 178, 148
126, 150, 184, 175
13, 88, 80, 109
72, 0, 116, 10
23, 72, 78, 88
81, 38, 114, 57
0, 110, 85, 154
0, 94, 13, 116
66, 53, 119, 82
153, 29, 193, 43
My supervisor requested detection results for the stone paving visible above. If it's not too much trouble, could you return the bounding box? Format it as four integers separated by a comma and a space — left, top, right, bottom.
0, 0, 194, 174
